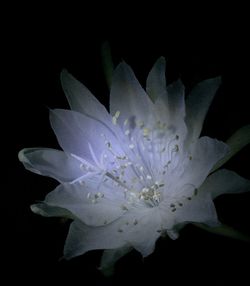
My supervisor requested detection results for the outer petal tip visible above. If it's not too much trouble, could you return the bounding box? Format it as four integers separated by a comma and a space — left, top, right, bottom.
18, 149, 42, 175
30, 204, 46, 216
18, 149, 26, 163
60, 68, 71, 86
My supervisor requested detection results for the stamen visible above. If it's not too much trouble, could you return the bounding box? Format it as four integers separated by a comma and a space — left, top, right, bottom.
112, 110, 120, 125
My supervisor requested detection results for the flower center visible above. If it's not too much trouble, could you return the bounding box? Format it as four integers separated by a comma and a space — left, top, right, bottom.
138, 182, 164, 207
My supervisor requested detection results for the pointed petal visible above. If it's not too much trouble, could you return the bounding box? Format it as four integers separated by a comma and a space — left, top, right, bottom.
99, 245, 132, 276
193, 223, 250, 242
177, 137, 229, 190
161, 190, 219, 231
63, 220, 126, 259
199, 169, 250, 199
64, 207, 162, 260
185, 77, 221, 142
49, 109, 123, 164
35, 183, 126, 226
146, 57, 167, 102
30, 203, 73, 218
18, 148, 83, 183
175, 191, 219, 227
122, 208, 162, 257
110, 62, 154, 126
211, 125, 250, 172
167, 79, 185, 119
166, 80, 187, 138
61, 70, 111, 124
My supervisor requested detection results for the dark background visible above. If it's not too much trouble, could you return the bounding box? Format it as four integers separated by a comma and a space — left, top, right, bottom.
5, 4, 250, 285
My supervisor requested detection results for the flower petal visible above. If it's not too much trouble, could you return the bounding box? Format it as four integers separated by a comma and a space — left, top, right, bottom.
169, 137, 229, 198
181, 136, 229, 189
18, 148, 83, 183
161, 189, 219, 231
174, 191, 219, 227
211, 125, 250, 172
34, 183, 127, 226
146, 57, 167, 103
99, 245, 132, 276
167, 79, 185, 119
121, 208, 162, 257
64, 220, 126, 259
30, 203, 73, 218
110, 62, 154, 126
50, 109, 124, 165
61, 69, 112, 124
185, 77, 221, 142
199, 169, 250, 199
64, 207, 162, 260
154, 79, 186, 131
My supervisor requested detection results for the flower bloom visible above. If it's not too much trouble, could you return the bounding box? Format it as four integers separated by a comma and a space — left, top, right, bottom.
19, 58, 249, 271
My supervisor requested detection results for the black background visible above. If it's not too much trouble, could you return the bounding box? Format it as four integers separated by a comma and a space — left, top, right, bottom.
5, 4, 250, 285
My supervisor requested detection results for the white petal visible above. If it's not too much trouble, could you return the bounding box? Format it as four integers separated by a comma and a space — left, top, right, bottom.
60, 69, 112, 125
122, 208, 162, 257
199, 169, 250, 199
64, 207, 162, 259
166, 80, 187, 140
30, 203, 73, 218
185, 77, 221, 142
110, 62, 154, 126
49, 109, 123, 165
177, 137, 229, 191
161, 190, 219, 230
167, 79, 185, 119
154, 80, 186, 138
18, 148, 83, 183
146, 57, 167, 103
175, 191, 219, 226
37, 183, 126, 226
211, 125, 250, 172
99, 245, 132, 276
64, 220, 126, 259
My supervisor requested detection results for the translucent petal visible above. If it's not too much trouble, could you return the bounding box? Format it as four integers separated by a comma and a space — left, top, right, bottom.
61, 69, 111, 124
121, 208, 162, 257
37, 183, 126, 226
50, 109, 123, 165
161, 190, 219, 230
174, 191, 219, 227
169, 137, 229, 195
193, 136, 229, 181
154, 80, 186, 137
64, 220, 126, 259
166, 80, 187, 140
211, 125, 250, 172
199, 169, 250, 199
30, 203, 73, 218
99, 245, 132, 276
185, 77, 221, 142
146, 57, 167, 103
110, 62, 154, 126
18, 148, 83, 183
167, 79, 185, 119
64, 207, 162, 259
101, 41, 114, 89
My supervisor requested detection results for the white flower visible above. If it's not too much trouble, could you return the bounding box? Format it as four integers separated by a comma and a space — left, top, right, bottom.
19, 58, 250, 273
